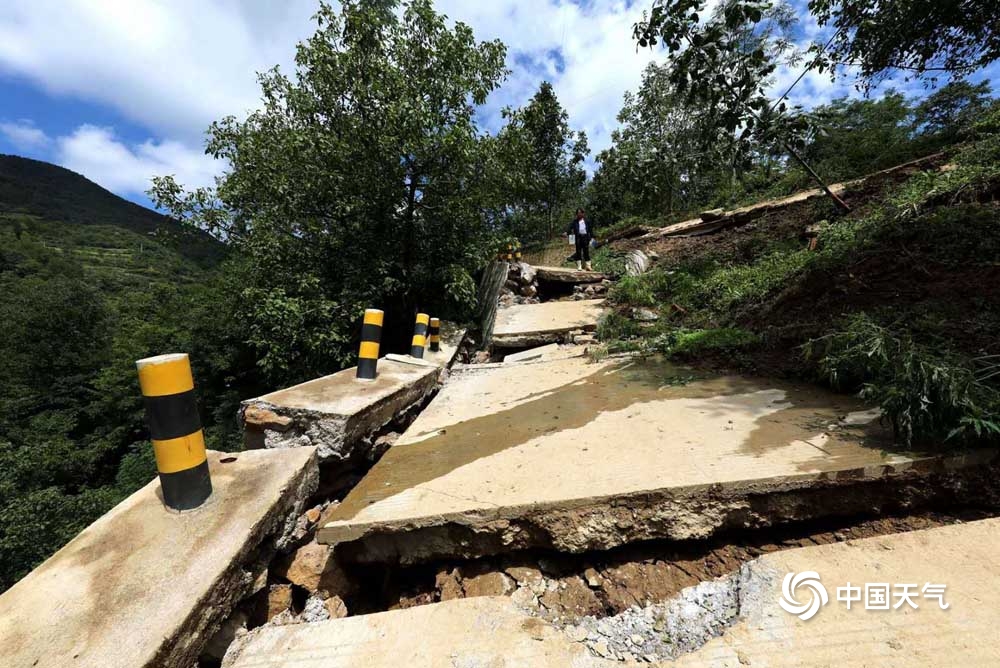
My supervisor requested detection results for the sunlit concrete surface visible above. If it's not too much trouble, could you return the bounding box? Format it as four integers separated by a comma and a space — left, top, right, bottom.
492, 298, 606, 347
241, 359, 440, 459
319, 356, 997, 561
0, 448, 318, 668
223, 596, 609, 668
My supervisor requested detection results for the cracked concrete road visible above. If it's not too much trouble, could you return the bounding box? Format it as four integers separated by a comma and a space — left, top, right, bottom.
318, 356, 994, 561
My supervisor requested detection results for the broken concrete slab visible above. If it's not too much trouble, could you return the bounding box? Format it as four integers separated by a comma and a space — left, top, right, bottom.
319, 356, 999, 563
669, 517, 1000, 667
492, 298, 606, 348
534, 265, 607, 284
423, 322, 466, 368
241, 358, 439, 464
222, 596, 614, 668
227, 518, 1000, 667
0, 448, 318, 668
503, 343, 560, 364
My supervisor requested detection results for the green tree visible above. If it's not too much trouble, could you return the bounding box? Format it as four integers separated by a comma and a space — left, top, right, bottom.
913, 80, 994, 146
152, 0, 508, 382
591, 62, 727, 221
809, 0, 1000, 91
800, 92, 916, 183
492, 82, 589, 242
631, 1, 845, 207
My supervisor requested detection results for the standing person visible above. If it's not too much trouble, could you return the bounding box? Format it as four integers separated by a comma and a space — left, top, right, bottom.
567, 208, 595, 271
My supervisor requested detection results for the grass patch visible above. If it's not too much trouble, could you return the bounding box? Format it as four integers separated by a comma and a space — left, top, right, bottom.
805, 314, 1000, 448
590, 246, 627, 277
668, 328, 761, 356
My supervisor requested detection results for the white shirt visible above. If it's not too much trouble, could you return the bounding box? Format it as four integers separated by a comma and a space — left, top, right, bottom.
577, 219, 587, 234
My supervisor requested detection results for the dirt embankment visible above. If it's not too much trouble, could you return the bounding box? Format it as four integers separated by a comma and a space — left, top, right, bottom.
607, 154, 1000, 377
341, 507, 997, 621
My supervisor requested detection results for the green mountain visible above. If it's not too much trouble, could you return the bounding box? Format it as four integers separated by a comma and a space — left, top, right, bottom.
0, 154, 225, 288
1, 155, 242, 592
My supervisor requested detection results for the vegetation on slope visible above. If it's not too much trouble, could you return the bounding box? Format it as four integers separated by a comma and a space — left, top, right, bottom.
599, 132, 1000, 448
0, 161, 252, 591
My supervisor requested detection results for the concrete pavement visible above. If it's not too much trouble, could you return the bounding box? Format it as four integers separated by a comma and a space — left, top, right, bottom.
241, 358, 439, 461
670, 517, 1000, 667
319, 355, 997, 562
0, 448, 318, 668
491, 298, 605, 347
534, 265, 607, 284
223, 596, 610, 668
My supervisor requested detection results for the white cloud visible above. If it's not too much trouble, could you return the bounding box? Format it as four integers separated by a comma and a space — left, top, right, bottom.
4, 0, 993, 197
56, 125, 222, 196
0, 119, 50, 150
0, 0, 319, 143
0, 0, 668, 176
438, 0, 671, 160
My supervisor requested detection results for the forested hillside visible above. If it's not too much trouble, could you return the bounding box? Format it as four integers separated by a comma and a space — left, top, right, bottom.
0, 158, 253, 591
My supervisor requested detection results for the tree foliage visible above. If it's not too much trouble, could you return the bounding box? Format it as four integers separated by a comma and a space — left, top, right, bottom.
808, 0, 1000, 90
489, 82, 589, 243
633, 1, 807, 176
593, 66, 996, 223
152, 0, 509, 381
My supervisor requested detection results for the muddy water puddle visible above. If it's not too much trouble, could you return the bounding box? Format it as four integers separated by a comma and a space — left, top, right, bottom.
328, 357, 890, 522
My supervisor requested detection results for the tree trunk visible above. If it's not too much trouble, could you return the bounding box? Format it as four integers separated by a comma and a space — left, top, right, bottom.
403, 175, 418, 276
784, 142, 851, 212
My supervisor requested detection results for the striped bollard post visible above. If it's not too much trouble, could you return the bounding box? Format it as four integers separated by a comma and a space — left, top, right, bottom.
136, 353, 212, 511
410, 313, 430, 358
515, 241, 522, 262
356, 309, 383, 380
506, 244, 513, 262
429, 317, 441, 352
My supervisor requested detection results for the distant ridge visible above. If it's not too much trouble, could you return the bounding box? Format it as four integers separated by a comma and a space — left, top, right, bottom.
0, 154, 224, 267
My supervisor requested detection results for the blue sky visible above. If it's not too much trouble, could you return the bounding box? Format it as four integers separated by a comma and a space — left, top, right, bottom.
1, 0, 997, 210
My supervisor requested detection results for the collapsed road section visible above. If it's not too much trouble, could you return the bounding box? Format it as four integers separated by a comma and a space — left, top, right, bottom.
0, 449, 318, 668
224, 517, 1000, 667
319, 355, 999, 564
491, 298, 606, 348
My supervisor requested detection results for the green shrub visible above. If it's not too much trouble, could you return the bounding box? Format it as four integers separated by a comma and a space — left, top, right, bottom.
596, 311, 645, 340
804, 314, 1000, 447
701, 251, 811, 312
590, 247, 627, 277
609, 271, 673, 307
669, 328, 761, 356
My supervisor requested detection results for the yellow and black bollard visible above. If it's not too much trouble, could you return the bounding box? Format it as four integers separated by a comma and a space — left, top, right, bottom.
356, 309, 383, 380
505, 244, 513, 262
410, 313, 430, 358
136, 353, 212, 511
429, 317, 441, 352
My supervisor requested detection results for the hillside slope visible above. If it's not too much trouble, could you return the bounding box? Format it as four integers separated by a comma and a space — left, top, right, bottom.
0, 155, 243, 592
0, 154, 224, 273
596, 136, 1000, 448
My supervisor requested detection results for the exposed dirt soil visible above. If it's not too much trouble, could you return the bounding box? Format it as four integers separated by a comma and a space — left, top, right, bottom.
340, 506, 998, 622
617, 156, 946, 263
609, 158, 1000, 380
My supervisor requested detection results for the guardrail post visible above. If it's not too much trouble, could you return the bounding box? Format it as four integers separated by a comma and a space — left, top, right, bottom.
136, 353, 212, 511
410, 313, 430, 358
429, 317, 441, 352
356, 309, 383, 380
